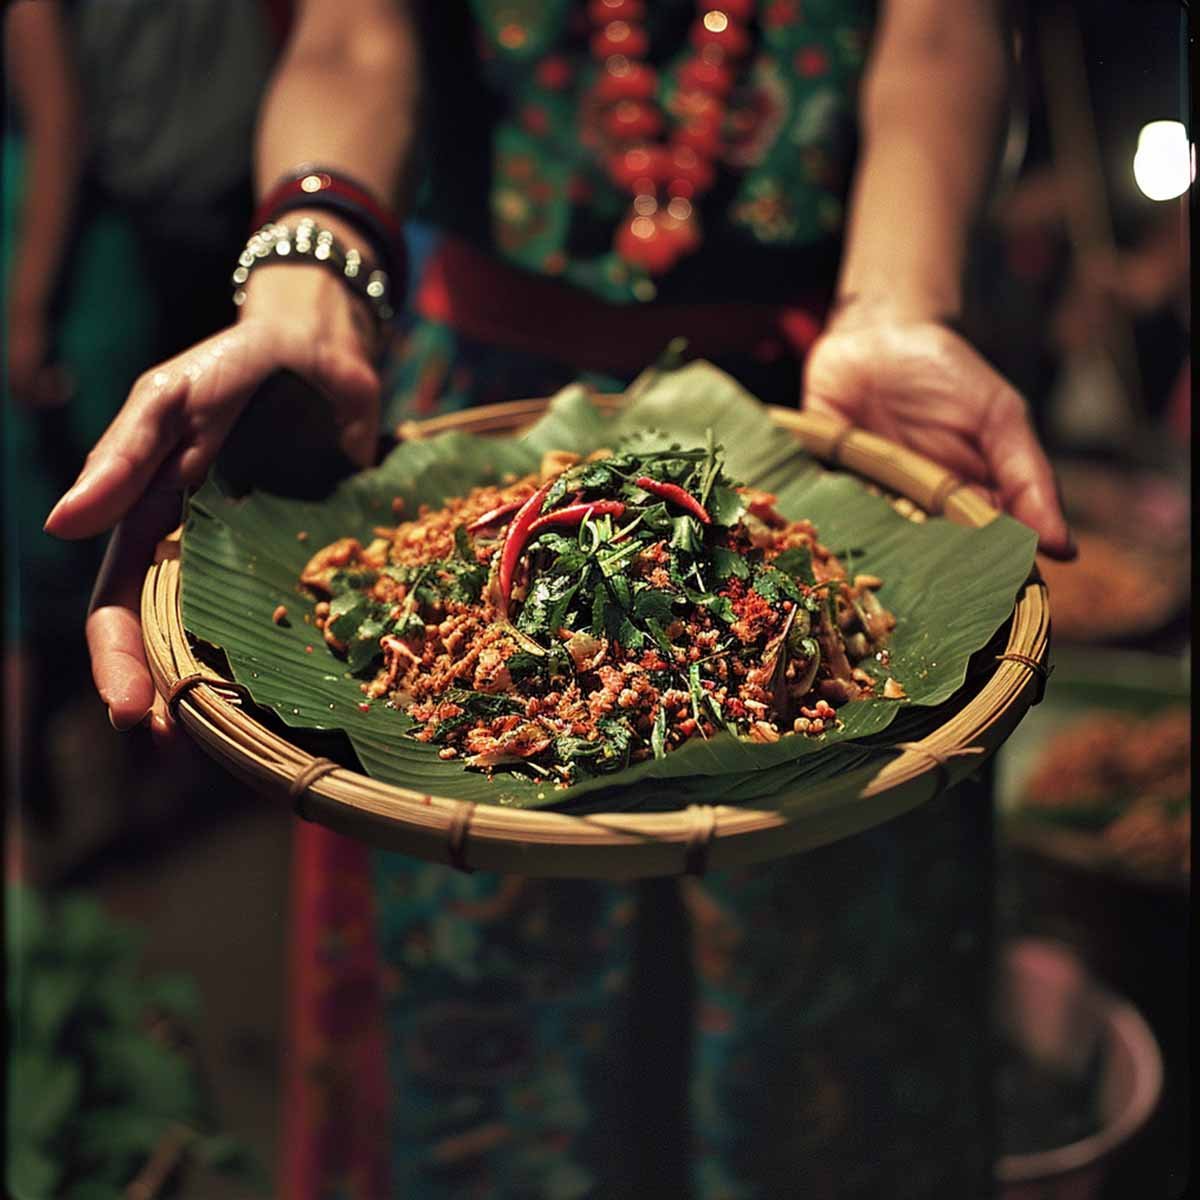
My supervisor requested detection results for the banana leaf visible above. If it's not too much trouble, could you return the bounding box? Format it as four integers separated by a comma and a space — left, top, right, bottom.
181, 362, 1036, 812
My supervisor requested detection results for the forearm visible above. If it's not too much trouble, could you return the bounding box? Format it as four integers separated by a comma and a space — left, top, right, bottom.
836, 0, 1009, 321
254, 0, 421, 211
5, 0, 85, 316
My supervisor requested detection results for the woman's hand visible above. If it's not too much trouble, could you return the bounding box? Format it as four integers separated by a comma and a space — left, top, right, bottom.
6, 300, 71, 410
43, 262, 381, 734
802, 309, 1076, 560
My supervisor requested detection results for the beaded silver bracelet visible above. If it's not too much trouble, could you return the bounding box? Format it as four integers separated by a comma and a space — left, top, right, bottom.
231, 218, 395, 324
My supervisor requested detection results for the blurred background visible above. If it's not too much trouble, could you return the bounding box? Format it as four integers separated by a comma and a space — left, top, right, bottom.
3, 0, 1190, 1197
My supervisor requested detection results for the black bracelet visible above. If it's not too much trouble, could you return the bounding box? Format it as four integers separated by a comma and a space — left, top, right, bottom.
232, 219, 395, 326
254, 165, 403, 287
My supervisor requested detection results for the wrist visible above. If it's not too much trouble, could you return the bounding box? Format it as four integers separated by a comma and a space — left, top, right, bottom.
237, 260, 377, 357
824, 291, 963, 336
260, 207, 384, 269
233, 216, 391, 357
254, 167, 403, 281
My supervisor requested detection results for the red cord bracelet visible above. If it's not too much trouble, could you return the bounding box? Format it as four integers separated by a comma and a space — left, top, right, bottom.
254, 167, 403, 283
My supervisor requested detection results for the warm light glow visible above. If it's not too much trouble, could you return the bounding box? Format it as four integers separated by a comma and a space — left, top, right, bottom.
1133, 121, 1194, 201
703, 10, 729, 33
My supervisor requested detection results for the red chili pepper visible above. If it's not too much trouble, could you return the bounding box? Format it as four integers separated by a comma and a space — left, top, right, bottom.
527, 500, 625, 534
497, 480, 553, 609
634, 475, 711, 524
466, 497, 525, 532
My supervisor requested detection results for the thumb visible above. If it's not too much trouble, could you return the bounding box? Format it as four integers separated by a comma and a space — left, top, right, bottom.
86, 463, 186, 729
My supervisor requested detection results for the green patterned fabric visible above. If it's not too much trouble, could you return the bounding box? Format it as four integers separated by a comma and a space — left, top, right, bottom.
414, 0, 871, 304
364, 779, 995, 1199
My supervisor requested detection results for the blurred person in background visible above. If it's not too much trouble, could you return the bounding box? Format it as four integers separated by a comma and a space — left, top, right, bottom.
5, 0, 273, 847
991, 163, 1190, 447
45, 1, 1075, 1197
1050, 200, 1190, 441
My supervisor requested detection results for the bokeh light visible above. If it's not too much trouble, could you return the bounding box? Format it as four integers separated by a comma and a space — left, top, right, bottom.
1132, 120, 1194, 201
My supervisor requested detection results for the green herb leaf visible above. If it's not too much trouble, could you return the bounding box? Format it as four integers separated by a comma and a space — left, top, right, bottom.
752, 565, 803, 605
516, 573, 579, 640
670, 514, 703, 554
637, 500, 675, 534
329, 567, 378, 591
609, 575, 633, 611
442, 689, 525, 720
711, 545, 750, 581
346, 622, 386, 673
392, 610, 427, 640
633, 587, 676, 625
787, 616, 816, 656
550, 546, 590, 575
617, 617, 646, 651
684, 586, 737, 625
506, 650, 547, 680
327, 592, 368, 640
773, 545, 816, 586
590, 588, 610, 637
686, 661, 709, 737
651, 705, 668, 759
706, 483, 746, 527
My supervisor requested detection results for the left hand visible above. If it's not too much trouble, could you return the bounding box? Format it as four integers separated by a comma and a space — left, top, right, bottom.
802, 311, 1076, 560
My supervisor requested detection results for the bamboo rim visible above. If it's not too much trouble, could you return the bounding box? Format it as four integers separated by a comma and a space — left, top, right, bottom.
142, 400, 1050, 878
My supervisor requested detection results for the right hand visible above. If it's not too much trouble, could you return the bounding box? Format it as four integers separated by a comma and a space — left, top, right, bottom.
43, 262, 382, 735
6, 301, 71, 410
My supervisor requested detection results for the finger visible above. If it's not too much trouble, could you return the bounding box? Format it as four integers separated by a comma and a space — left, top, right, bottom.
307, 336, 382, 466
44, 366, 187, 538
963, 482, 1002, 509
159, 323, 382, 471
901, 426, 992, 485
45, 324, 275, 538
47, 322, 378, 540
980, 389, 1077, 561
806, 384, 992, 485
86, 468, 185, 729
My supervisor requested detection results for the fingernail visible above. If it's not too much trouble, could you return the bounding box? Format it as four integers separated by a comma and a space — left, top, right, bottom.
108, 705, 148, 732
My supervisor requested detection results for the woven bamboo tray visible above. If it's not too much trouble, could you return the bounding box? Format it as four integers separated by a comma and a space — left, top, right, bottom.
142, 398, 1050, 878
